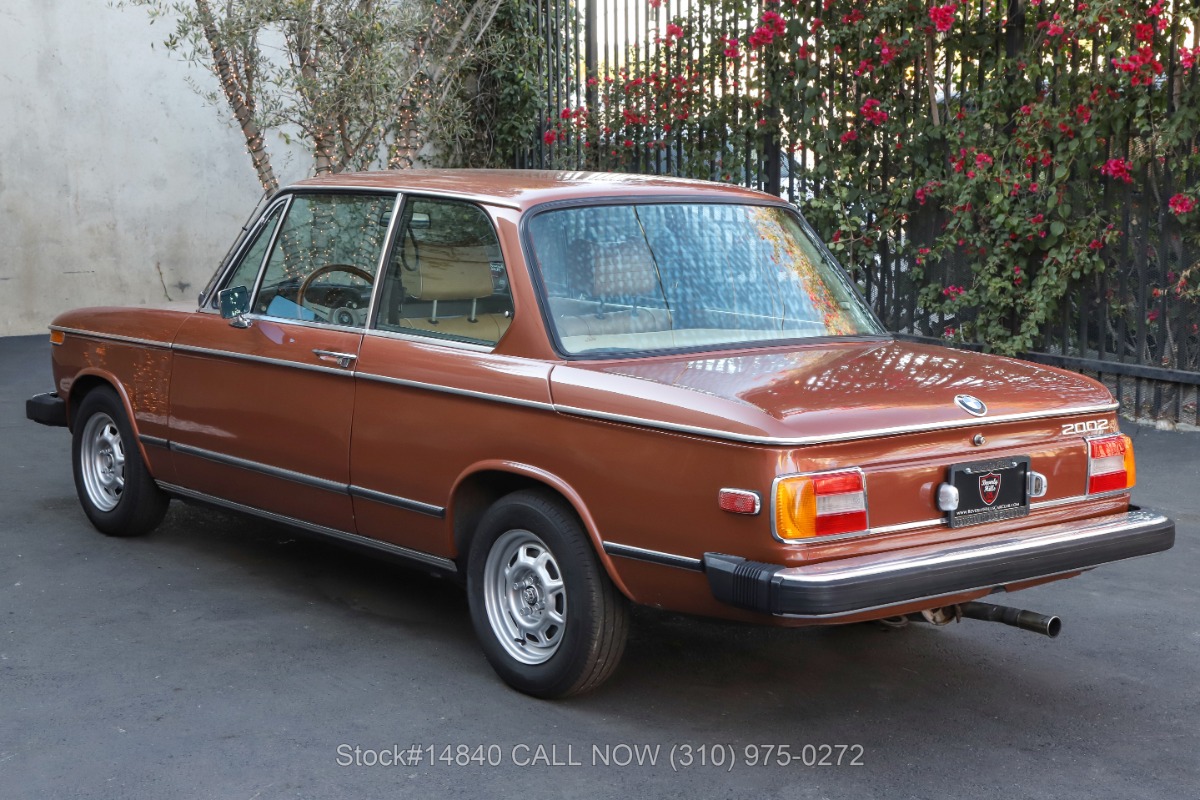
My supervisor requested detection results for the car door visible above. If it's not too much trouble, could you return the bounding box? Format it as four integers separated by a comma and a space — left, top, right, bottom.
167, 191, 400, 532
348, 195, 552, 560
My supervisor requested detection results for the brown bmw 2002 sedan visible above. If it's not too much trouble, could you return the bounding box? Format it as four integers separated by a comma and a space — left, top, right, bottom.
26, 170, 1174, 697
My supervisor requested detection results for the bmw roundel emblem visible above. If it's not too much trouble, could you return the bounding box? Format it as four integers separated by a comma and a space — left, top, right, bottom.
954, 394, 988, 417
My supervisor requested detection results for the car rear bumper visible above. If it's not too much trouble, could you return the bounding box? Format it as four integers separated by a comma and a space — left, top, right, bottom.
704, 508, 1174, 619
26, 392, 67, 427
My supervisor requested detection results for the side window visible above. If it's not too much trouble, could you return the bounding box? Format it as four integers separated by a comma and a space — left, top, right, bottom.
375, 198, 513, 345
210, 203, 284, 309
253, 193, 394, 328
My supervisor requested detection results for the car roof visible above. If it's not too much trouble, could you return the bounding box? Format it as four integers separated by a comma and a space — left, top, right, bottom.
288, 169, 785, 211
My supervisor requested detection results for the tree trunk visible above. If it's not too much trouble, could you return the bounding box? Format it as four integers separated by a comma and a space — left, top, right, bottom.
195, 0, 278, 192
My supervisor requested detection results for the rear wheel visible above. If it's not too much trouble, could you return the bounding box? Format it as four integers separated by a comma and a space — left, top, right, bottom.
467, 490, 629, 698
71, 387, 169, 537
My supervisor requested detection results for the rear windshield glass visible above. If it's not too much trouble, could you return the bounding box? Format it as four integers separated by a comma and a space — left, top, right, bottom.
525, 203, 882, 356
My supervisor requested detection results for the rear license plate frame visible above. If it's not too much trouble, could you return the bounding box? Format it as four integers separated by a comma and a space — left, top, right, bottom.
946, 456, 1031, 528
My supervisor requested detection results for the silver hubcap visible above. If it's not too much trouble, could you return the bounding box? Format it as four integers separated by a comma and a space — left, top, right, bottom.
483, 530, 566, 665
80, 412, 126, 512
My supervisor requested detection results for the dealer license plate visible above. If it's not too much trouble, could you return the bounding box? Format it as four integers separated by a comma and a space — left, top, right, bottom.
946, 456, 1031, 528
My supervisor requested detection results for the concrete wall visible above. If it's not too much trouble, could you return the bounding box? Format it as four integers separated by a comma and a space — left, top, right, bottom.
0, 1, 292, 336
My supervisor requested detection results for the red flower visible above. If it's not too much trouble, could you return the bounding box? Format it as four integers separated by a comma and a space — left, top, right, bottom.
560, 108, 572, 120
929, 3, 957, 33
840, 130, 858, 144
860, 98, 888, 125
749, 26, 775, 48
842, 9, 864, 24
543, 130, 557, 145
874, 35, 899, 66
762, 10, 786, 35
1099, 158, 1134, 183
1169, 194, 1196, 216
974, 152, 994, 167
1030, 214, 1044, 224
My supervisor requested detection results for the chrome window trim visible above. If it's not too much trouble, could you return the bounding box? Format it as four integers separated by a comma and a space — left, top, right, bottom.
172, 342, 354, 378
170, 441, 349, 494
602, 542, 704, 572
363, 327, 495, 353
355, 371, 555, 411
283, 183, 521, 210
365, 192, 515, 348
349, 485, 446, 518
49, 326, 171, 350
770, 466, 870, 543
157, 481, 457, 573
363, 193, 406, 334
236, 313, 366, 336
553, 401, 1120, 447
206, 196, 292, 310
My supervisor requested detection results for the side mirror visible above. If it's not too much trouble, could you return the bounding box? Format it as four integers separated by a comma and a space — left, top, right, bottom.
218, 286, 252, 328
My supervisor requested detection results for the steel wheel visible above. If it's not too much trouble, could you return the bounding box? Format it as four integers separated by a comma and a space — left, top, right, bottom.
79, 411, 125, 512
71, 386, 169, 537
483, 529, 567, 665
467, 490, 629, 698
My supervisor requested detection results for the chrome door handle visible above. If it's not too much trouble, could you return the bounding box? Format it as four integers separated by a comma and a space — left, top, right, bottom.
312, 349, 358, 368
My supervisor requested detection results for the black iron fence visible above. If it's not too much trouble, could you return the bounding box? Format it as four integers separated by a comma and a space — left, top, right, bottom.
513, 0, 1200, 426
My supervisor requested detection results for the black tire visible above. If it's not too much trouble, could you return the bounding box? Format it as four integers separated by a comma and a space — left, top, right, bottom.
71, 386, 169, 537
466, 490, 629, 698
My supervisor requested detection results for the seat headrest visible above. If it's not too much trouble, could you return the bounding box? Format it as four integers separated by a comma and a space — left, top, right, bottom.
589, 240, 659, 297
408, 244, 495, 300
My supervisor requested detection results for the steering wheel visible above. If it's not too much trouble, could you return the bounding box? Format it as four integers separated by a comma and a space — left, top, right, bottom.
296, 264, 375, 316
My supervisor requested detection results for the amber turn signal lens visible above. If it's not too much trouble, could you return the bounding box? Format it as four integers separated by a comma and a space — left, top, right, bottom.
49, 330, 65, 345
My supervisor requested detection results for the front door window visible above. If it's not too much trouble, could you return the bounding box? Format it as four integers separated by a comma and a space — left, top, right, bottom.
253, 193, 394, 328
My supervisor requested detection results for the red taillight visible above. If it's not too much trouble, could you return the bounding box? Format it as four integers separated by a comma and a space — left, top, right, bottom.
1087, 434, 1135, 494
776, 469, 868, 539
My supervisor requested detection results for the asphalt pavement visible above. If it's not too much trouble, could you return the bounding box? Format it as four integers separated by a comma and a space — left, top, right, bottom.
1, 333, 1197, 800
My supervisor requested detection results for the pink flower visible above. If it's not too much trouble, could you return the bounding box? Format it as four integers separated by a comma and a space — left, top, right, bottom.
929, 3, 957, 33
1169, 194, 1196, 216
1099, 158, 1134, 183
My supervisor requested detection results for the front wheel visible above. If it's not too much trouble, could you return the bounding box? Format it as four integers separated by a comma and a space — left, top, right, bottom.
71, 386, 169, 537
467, 490, 629, 698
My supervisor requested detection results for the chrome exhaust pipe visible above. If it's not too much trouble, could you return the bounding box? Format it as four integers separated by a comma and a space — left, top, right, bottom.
959, 601, 1062, 638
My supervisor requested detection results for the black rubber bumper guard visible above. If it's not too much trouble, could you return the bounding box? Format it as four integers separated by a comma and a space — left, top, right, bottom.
26, 392, 67, 428
704, 508, 1174, 618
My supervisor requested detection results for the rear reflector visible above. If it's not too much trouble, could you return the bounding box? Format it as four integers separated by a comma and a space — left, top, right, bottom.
775, 469, 869, 540
1087, 434, 1135, 494
718, 488, 761, 515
